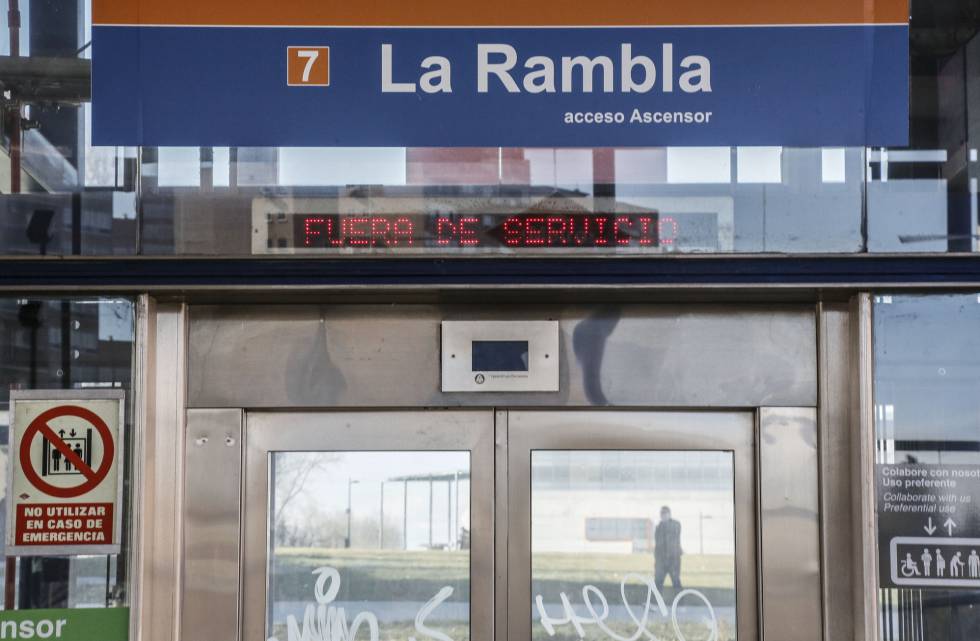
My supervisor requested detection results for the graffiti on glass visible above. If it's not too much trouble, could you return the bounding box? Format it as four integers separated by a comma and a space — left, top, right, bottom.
534, 573, 718, 641
267, 566, 455, 641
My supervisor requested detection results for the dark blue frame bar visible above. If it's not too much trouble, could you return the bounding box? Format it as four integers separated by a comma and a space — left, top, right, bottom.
2, 255, 980, 289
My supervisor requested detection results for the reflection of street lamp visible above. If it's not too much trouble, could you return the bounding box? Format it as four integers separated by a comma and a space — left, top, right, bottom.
379, 481, 385, 549
346, 478, 359, 548
699, 512, 713, 555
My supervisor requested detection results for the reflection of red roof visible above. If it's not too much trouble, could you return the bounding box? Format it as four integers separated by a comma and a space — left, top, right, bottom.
407, 148, 530, 185
524, 195, 657, 216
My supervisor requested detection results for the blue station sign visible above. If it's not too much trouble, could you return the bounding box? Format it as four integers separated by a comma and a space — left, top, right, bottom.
92, 0, 910, 147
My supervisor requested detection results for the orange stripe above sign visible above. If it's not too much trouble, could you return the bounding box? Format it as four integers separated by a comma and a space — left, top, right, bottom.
93, 0, 909, 27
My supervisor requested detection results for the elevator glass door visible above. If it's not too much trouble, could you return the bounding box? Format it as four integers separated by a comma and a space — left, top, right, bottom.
240, 410, 755, 641
505, 411, 757, 641
241, 411, 495, 641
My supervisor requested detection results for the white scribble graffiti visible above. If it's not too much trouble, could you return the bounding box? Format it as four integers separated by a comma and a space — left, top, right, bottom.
410, 586, 455, 641
267, 567, 455, 641
534, 574, 718, 641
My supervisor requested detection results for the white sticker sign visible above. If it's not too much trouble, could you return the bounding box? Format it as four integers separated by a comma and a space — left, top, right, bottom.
877, 463, 980, 589
6, 390, 124, 556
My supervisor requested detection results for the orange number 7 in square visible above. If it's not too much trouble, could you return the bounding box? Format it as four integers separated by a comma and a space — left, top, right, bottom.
287, 46, 330, 86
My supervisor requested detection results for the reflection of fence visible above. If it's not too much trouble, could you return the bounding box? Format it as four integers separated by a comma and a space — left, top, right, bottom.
583, 513, 719, 554
585, 517, 653, 553
347, 471, 470, 551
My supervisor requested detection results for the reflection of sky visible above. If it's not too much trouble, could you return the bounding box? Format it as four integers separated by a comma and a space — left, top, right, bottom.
274, 452, 469, 549
532, 450, 734, 493
875, 295, 980, 454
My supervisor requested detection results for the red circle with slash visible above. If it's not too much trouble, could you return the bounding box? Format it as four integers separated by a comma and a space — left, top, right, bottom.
19, 405, 115, 499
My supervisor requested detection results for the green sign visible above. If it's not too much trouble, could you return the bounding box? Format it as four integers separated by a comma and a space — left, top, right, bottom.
0, 608, 127, 641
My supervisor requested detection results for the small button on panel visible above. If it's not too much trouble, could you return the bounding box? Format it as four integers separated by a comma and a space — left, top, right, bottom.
441, 321, 559, 392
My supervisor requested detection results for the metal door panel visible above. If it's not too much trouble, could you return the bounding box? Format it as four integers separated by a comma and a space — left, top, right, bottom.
186, 305, 816, 409
758, 407, 821, 641
817, 302, 856, 641
183, 409, 243, 641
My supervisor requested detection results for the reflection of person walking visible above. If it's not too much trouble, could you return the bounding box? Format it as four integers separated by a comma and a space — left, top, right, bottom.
969, 550, 980, 579
654, 506, 683, 592
921, 548, 933, 577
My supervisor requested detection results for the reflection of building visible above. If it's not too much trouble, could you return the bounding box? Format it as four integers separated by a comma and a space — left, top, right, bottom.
533, 453, 735, 555
0, 299, 133, 408
535, 489, 735, 556
0, 199, 135, 256
406, 148, 531, 185
0, 0, 137, 258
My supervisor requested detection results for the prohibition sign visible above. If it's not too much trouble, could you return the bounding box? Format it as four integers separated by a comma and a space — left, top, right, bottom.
19, 405, 115, 499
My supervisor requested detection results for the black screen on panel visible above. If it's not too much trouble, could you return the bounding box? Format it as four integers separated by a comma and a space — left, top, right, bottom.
471, 341, 529, 372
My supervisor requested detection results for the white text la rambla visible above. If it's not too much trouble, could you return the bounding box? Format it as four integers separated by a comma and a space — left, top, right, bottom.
381, 43, 712, 95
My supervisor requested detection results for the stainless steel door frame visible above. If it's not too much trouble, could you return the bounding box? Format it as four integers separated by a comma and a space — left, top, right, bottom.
758, 407, 821, 641
186, 304, 817, 409
184, 409, 244, 641
504, 410, 759, 641
161, 300, 856, 641
240, 410, 495, 641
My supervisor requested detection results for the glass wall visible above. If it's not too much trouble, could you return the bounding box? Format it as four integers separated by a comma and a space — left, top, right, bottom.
0, 1, 977, 256
0, 297, 134, 614
874, 294, 980, 640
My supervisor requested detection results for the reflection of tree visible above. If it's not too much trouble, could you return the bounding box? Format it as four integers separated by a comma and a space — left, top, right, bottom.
273, 453, 336, 540
352, 514, 401, 549
276, 507, 401, 549
273, 454, 405, 549
275, 507, 345, 548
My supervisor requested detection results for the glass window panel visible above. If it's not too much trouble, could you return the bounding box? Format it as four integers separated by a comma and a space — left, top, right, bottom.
157, 148, 202, 187
0, 297, 135, 612
615, 149, 668, 184
522, 149, 594, 191
135, 144, 878, 255
267, 451, 471, 641
736, 147, 782, 184
821, 148, 847, 183
666, 148, 731, 184
531, 450, 736, 641
874, 294, 980, 639
868, 179, 949, 253
2, 1, 980, 256
278, 148, 407, 186
213, 147, 231, 188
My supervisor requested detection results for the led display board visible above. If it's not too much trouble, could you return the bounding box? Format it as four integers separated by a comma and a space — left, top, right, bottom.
92, 0, 909, 147
265, 213, 667, 250
250, 197, 732, 253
